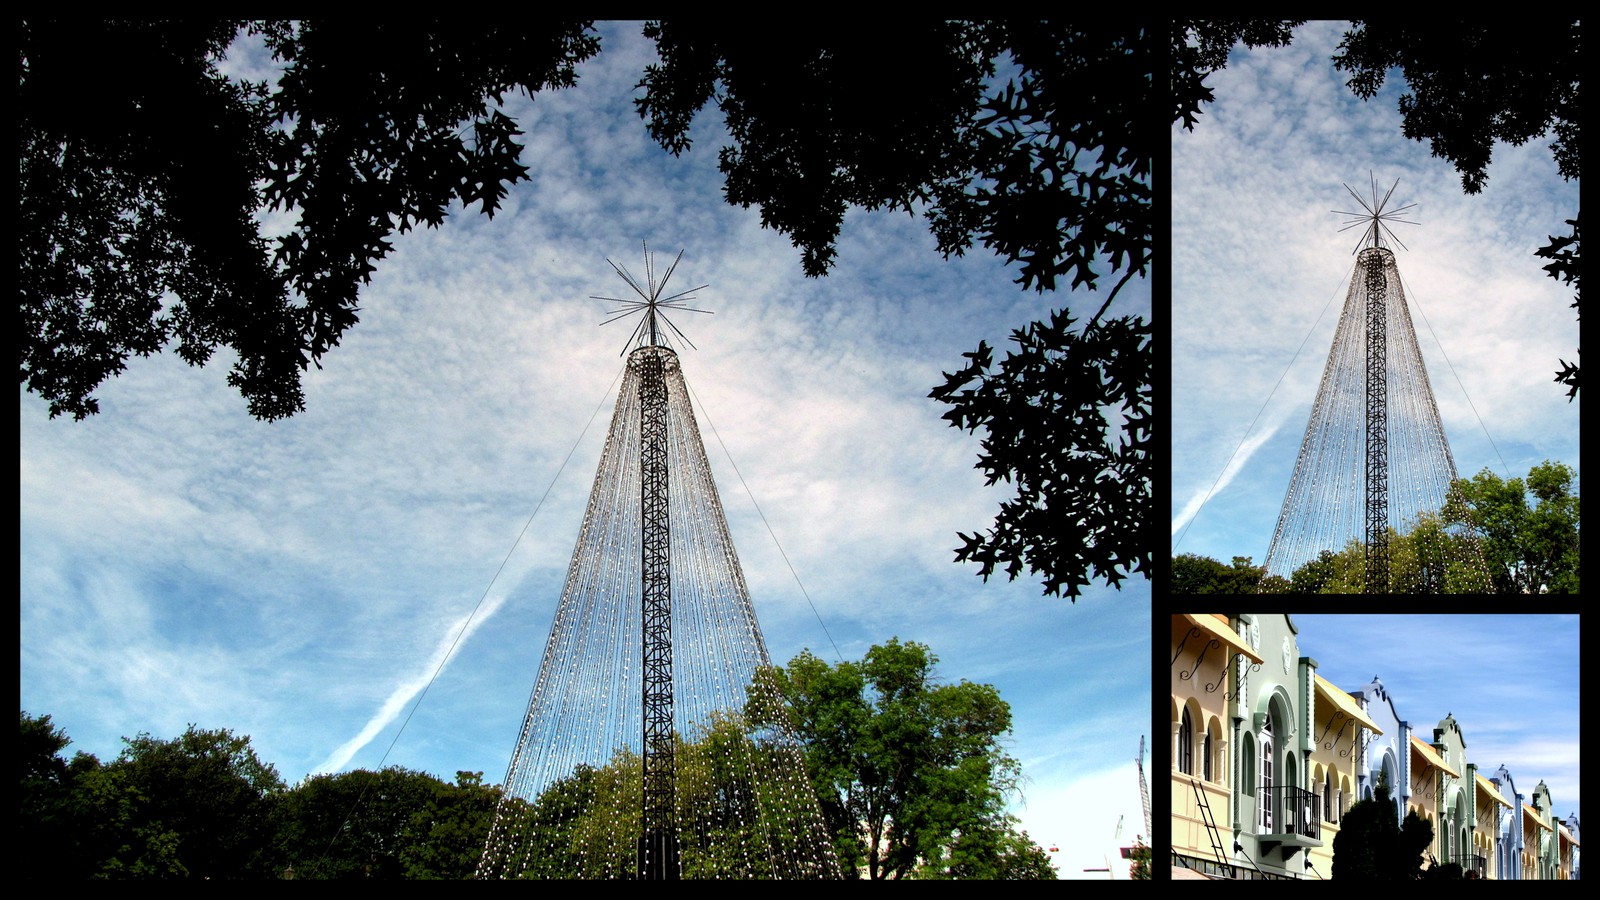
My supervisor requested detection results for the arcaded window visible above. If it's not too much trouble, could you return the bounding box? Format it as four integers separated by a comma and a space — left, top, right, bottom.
1178, 706, 1194, 775
1260, 734, 1275, 833
1241, 732, 1255, 795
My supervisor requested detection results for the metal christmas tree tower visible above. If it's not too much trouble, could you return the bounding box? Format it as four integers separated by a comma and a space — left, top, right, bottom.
476, 248, 840, 878
1260, 180, 1489, 593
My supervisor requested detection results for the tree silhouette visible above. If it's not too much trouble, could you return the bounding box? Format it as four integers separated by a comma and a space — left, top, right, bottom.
19, 20, 601, 420
20, 21, 1153, 600
1332, 769, 1434, 880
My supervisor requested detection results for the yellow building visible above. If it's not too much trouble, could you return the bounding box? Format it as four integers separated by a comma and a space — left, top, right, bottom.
1407, 734, 1456, 859
1473, 772, 1512, 878
1523, 802, 1551, 878
1304, 674, 1381, 879
1558, 821, 1579, 879
1170, 614, 1262, 878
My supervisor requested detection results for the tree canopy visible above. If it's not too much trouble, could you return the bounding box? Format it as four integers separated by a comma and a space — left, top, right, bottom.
20, 21, 1150, 601
19, 20, 601, 421
1170, 553, 1265, 594
636, 22, 1151, 294
1452, 461, 1581, 594
931, 308, 1151, 599
763, 638, 1046, 880
1259, 511, 1492, 595
272, 767, 500, 879
1331, 770, 1435, 880
1250, 460, 1579, 594
20, 713, 510, 880
17, 715, 286, 879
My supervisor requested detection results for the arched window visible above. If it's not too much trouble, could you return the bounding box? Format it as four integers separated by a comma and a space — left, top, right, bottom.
1202, 727, 1213, 781
1260, 715, 1275, 834
1324, 774, 1333, 823
1178, 707, 1193, 775
1241, 732, 1256, 796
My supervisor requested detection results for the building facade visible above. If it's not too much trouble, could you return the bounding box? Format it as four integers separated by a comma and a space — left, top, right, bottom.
1167, 617, 1574, 881
1532, 781, 1559, 880
1491, 764, 1527, 880
1171, 614, 1263, 878
1305, 674, 1380, 878
1227, 614, 1322, 879
1564, 813, 1580, 879
1474, 771, 1512, 879
1432, 714, 1477, 874
1351, 676, 1411, 821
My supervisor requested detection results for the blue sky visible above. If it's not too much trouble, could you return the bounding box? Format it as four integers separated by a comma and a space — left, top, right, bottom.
1172, 22, 1581, 566
1290, 614, 1579, 828
18, 23, 1149, 878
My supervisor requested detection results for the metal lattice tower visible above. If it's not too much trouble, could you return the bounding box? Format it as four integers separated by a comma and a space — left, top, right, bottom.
476, 249, 840, 879
1261, 180, 1489, 593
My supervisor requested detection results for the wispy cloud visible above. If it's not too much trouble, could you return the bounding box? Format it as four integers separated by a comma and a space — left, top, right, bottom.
1171, 415, 1284, 541
22, 22, 1149, 822
1173, 21, 1580, 564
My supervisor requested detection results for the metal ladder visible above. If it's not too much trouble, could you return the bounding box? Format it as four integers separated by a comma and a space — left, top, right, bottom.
1191, 776, 1229, 869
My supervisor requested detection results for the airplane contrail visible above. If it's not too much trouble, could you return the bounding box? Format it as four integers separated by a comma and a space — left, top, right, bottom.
1171, 419, 1284, 541
313, 579, 524, 775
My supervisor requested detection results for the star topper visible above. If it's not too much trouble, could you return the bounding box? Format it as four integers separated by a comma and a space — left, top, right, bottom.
1333, 173, 1418, 254
593, 242, 711, 355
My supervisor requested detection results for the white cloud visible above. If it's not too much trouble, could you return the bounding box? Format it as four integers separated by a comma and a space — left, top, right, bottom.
1173, 22, 1579, 565
22, 22, 1150, 815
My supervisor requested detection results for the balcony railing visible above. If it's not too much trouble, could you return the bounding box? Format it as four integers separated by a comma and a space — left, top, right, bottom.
1454, 853, 1487, 879
1260, 786, 1321, 840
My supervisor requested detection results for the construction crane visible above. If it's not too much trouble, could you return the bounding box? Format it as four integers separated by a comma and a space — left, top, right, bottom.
1137, 736, 1151, 841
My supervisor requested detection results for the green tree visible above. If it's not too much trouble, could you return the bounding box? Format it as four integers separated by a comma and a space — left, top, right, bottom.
1452, 461, 1581, 594
399, 771, 506, 879
1279, 520, 1491, 595
20, 21, 1153, 602
1271, 461, 1580, 596
914, 816, 1057, 880
1170, 553, 1264, 594
19, 712, 110, 879
108, 725, 285, 879
19, 711, 74, 858
27, 723, 285, 879
69, 761, 190, 879
1288, 550, 1343, 594
270, 765, 448, 879
764, 639, 1023, 880
1174, 20, 1581, 399
487, 713, 838, 879
1127, 836, 1151, 880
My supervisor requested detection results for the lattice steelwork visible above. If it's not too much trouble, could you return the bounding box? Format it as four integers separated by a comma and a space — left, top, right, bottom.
476, 261, 839, 878
1261, 181, 1489, 593
1362, 247, 1390, 589
636, 347, 677, 878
